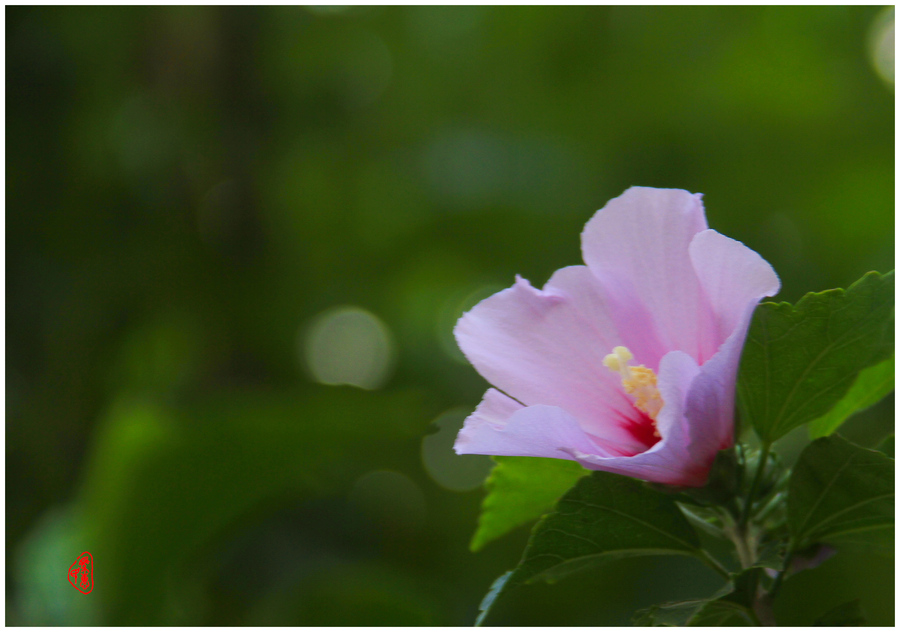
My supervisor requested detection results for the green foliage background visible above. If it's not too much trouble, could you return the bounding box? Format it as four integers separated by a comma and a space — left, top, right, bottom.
7, 6, 893, 625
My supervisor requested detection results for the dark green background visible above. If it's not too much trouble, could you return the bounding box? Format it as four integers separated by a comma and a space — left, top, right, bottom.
7, 6, 893, 625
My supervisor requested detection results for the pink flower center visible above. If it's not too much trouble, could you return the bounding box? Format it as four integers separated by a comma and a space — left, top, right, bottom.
603, 346, 663, 440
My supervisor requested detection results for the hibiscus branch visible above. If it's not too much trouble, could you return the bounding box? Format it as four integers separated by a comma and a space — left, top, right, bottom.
720, 509, 758, 569
733, 527, 758, 569
767, 545, 794, 598
740, 441, 772, 531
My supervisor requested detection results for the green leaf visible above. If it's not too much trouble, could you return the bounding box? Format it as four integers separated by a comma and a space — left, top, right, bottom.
809, 356, 894, 439
470, 456, 589, 552
687, 568, 762, 626
475, 471, 701, 624
876, 435, 894, 458
688, 601, 756, 626
788, 435, 894, 551
753, 539, 787, 572
813, 600, 866, 626
634, 599, 710, 626
737, 271, 894, 442
474, 571, 512, 627
634, 568, 763, 627
510, 471, 703, 582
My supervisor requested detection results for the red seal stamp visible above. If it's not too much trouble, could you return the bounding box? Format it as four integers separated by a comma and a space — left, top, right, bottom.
68, 552, 93, 594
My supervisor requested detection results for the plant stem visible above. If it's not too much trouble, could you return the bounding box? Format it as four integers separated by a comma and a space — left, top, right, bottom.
751, 545, 793, 627
768, 546, 794, 598
733, 526, 757, 569
721, 509, 757, 569
753, 593, 777, 626
740, 441, 771, 530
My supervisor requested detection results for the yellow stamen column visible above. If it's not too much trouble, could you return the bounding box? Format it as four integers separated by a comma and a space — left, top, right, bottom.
603, 346, 663, 437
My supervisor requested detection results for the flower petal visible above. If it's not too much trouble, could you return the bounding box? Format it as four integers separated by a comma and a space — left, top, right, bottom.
680, 327, 743, 467
549, 265, 667, 379
454, 396, 612, 460
681, 239, 776, 465
689, 228, 781, 342
453, 387, 524, 453
454, 268, 651, 454
581, 187, 717, 366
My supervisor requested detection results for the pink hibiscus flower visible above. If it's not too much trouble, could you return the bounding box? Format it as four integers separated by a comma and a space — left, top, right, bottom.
454, 187, 780, 486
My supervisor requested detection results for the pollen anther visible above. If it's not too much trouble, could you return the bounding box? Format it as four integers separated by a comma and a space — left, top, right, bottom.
603, 346, 663, 437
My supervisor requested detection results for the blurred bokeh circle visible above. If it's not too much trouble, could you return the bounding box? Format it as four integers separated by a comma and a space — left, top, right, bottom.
301, 305, 396, 390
